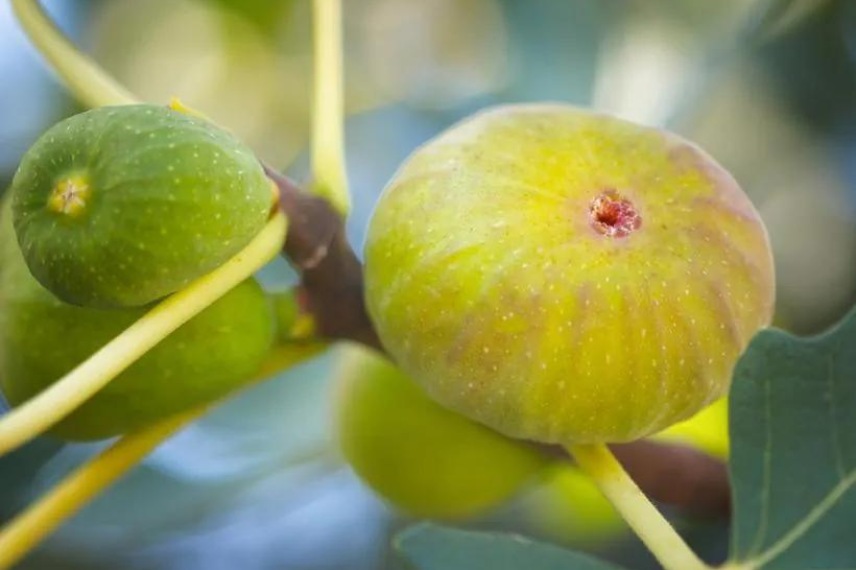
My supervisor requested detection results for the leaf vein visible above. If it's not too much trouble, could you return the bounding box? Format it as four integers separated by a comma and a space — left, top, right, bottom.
828, 353, 847, 480
750, 469, 856, 568
748, 368, 774, 556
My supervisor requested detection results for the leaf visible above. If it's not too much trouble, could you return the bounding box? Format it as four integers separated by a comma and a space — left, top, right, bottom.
728, 308, 856, 569
395, 523, 626, 570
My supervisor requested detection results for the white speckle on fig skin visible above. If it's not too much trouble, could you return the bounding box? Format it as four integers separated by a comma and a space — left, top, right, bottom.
11, 104, 273, 308
365, 104, 776, 446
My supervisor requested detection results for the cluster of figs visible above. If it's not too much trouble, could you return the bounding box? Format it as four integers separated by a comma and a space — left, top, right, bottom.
0, 102, 774, 517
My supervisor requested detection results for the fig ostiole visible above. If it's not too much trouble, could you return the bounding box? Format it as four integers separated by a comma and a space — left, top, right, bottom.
0, 198, 276, 441
11, 103, 275, 309
364, 103, 775, 445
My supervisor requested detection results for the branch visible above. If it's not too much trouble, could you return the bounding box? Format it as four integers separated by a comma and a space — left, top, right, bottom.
266, 167, 732, 518
611, 440, 730, 517
266, 166, 382, 350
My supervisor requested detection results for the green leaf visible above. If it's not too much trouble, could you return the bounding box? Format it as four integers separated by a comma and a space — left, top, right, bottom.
395, 523, 626, 570
728, 309, 856, 569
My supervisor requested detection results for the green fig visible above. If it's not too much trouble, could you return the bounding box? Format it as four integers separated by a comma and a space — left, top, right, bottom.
11, 104, 273, 309
334, 344, 548, 520
524, 464, 623, 543
0, 199, 275, 440
364, 104, 775, 445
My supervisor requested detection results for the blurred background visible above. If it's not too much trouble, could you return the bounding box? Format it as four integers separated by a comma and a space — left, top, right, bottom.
0, 0, 854, 568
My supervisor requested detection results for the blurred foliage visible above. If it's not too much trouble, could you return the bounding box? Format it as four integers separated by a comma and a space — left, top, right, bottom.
1, 0, 855, 568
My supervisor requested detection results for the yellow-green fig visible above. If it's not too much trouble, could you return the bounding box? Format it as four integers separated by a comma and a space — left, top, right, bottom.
364, 104, 775, 445
334, 344, 548, 520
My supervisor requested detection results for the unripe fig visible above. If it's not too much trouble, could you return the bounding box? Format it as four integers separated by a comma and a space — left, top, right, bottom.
11, 104, 274, 308
364, 104, 775, 445
524, 465, 622, 543
334, 345, 548, 520
0, 200, 275, 440
653, 396, 729, 459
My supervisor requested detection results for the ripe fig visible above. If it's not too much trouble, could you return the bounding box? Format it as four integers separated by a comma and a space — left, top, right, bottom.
334, 345, 548, 520
11, 104, 273, 308
0, 199, 275, 440
364, 104, 775, 445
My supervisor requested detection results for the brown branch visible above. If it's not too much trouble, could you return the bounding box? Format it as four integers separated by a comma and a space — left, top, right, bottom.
265, 165, 382, 349
266, 166, 731, 519
611, 441, 731, 517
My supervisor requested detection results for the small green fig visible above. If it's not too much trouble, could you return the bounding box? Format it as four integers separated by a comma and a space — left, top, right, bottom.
11, 104, 274, 308
364, 104, 775, 445
0, 199, 275, 440
334, 344, 548, 520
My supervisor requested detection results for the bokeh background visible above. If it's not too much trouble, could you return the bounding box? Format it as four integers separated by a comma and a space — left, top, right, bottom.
0, 0, 854, 568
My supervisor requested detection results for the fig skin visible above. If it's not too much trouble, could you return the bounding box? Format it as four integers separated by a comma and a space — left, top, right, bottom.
335, 344, 548, 520
11, 104, 273, 309
364, 104, 775, 445
0, 200, 276, 441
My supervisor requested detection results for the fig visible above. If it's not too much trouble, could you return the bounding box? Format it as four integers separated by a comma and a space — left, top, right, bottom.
334, 345, 547, 520
11, 104, 273, 308
0, 199, 276, 440
524, 464, 623, 543
652, 396, 729, 459
364, 104, 775, 445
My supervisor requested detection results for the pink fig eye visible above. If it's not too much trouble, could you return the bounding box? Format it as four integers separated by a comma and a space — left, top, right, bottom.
589, 189, 641, 238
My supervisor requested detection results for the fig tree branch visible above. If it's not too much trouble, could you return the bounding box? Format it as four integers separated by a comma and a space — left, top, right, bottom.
267, 167, 731, 519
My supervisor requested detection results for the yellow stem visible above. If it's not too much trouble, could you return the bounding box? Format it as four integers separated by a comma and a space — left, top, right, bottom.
0, 338, 322, 570
311, 0, 349, 215
0, 406, 205, 570
568, 444, 713, 570
11, 0, 140, 107
0, 213, 287, 457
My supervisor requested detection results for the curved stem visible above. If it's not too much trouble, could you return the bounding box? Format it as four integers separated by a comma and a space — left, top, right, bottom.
0, 212, 288, 457
11, 0, 140, 107
0, 405, 205, 570
0, 338, 321, 570
310, 0, 349, 215
568, 444, 712, 570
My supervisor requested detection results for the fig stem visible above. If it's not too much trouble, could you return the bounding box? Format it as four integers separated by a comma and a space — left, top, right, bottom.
10, 0, 140, 108
0, 339, 320, 570
0, 405, 206, 570
0, 212, 288, 457
310, 0, 350, 215
568, 443, 713, 570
